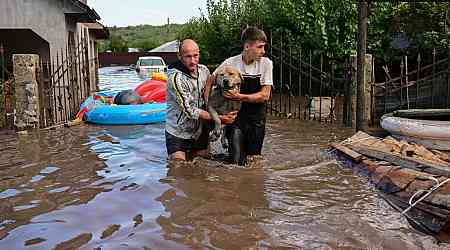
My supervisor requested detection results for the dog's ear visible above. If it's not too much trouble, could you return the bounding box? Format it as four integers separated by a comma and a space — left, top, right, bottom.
214, 73, 223, 89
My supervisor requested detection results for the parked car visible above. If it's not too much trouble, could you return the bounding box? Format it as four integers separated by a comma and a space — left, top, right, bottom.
135, 56, 167, 75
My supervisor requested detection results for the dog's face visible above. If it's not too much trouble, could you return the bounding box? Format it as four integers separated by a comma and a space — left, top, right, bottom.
215, 66, 242, 93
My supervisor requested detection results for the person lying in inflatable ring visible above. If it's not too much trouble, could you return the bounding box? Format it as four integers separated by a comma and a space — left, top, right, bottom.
113, 90, 143, 105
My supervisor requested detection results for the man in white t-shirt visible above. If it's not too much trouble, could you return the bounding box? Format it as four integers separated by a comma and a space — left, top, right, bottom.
208, 27, 273, 165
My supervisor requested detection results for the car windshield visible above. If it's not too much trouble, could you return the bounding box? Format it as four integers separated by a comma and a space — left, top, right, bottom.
139, 59, 164, 66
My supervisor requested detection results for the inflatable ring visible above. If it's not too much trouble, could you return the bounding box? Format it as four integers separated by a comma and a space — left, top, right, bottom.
79, 91, 166, 125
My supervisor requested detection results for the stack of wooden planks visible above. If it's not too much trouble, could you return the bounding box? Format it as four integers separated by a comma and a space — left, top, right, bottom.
331, 131, 450, 236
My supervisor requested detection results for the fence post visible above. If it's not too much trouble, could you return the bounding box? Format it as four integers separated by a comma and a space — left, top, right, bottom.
288, 45, 292, 116
416, 53, 421, 108
448, 3, 450, 108
400, 58, 403, 108
448, 42, 450, 108
12, 54, 41, 130
365, 54, 373, 125
308, 50, 312, 120
279, 33, 283, 116
405, 55, 410, 109
384, 66, 388, 114
298, 49, 302, 119
356, 0, 368, 131
343, 58, 353, 127
269, 31, 273, 116
331, 60, 335, 123
432, 48, 436, 108
0, 44, 4, 128
319, 54, 323, 122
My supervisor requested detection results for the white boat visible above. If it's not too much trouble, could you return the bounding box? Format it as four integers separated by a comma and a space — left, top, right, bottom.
381, 109, 450, 150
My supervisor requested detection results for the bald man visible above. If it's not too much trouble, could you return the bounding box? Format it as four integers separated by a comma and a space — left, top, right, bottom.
165, 39, 236, 161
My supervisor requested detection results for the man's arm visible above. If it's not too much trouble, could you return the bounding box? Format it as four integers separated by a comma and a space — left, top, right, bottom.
224, 85, 272, 103
172, 73, 206, 120
172, 73, 236, 123
224, 58, 273, 103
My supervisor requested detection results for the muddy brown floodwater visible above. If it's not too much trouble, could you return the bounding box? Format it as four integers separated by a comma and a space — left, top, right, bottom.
1, 67, 449, 249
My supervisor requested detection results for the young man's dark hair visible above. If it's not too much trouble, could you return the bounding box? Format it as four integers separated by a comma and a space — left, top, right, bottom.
241, 26, 267, 44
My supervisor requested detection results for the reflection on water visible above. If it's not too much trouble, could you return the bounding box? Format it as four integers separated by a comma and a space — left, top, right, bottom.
97, 66, 149, 92
0, 67, 449, 249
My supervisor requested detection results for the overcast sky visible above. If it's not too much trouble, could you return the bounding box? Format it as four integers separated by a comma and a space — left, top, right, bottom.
88, 0, 207, 27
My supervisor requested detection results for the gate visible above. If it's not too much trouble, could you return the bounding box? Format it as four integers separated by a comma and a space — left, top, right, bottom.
37, 29, 93, 128
267, 32, 352, 126
0, 43, 14, 129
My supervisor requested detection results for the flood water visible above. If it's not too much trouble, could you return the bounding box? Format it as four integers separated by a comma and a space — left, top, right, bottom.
0, 66, 449, 249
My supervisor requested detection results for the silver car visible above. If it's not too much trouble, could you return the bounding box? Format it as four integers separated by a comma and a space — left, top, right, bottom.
135, 56, 167, 75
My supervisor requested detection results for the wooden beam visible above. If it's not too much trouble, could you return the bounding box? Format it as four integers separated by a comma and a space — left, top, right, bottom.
330, 143, 364, 163
348, 145, 450, 177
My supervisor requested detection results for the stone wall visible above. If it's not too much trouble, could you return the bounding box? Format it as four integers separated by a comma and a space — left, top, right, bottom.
13, 54, 40, 130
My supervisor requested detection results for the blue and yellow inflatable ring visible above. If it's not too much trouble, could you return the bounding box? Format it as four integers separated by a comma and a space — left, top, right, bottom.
77, 91, 166, 125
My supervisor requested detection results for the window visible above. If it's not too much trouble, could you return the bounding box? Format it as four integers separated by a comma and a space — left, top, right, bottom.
139, 58, 164, 66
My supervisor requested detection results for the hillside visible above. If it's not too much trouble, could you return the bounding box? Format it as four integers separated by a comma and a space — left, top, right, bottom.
99, 24, 185, 52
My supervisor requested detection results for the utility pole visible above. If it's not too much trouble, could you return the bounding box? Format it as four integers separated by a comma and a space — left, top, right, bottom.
356, 0, 368, 131
167, 17, 170, 34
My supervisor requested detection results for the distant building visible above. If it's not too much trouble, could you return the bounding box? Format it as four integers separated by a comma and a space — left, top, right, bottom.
128, 48, 140, 53
0, 0, 109, 89
149, 40, 179, 53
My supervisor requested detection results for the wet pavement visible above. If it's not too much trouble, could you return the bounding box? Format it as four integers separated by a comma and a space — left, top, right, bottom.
0, 66, 449, 249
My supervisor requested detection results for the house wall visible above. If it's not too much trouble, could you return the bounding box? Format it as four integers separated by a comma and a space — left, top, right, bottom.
0, 29, 51, 69
0, 0, 82, 58
76, 23, 98, 94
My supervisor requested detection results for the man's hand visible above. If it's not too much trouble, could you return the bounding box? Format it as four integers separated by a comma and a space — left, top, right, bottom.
220, 111, 238, 125
223, 89, 241, 100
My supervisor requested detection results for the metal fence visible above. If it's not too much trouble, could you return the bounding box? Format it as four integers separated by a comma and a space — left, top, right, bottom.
37, 30, 93, 128
0, 43, 14, 129
266, 32, 352, 126
373, 49, 450, 121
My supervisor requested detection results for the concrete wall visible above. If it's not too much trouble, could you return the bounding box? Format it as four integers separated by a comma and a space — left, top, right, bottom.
0, 0, 82, 57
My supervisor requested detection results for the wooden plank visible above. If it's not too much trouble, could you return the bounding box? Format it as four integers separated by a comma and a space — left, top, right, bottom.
330, 143, 364, 163
348, 145, 450, 178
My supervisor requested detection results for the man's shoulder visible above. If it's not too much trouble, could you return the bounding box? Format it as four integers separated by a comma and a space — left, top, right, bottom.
198, 64, 210, 77
225, 54, 242, 64
198, 64, 209, 72
260, 57, 273, 65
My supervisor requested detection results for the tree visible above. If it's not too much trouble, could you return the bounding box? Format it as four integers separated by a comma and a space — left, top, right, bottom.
110, 34, 128, 52
179, 0, 449, 65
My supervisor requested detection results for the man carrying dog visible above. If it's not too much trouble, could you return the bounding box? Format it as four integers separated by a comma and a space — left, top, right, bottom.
210, 27, 273, 165
166, 39, 236, 161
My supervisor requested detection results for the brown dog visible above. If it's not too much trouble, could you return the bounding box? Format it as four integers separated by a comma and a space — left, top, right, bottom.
208, 66, 242, 141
